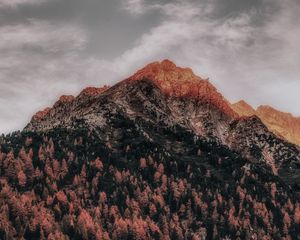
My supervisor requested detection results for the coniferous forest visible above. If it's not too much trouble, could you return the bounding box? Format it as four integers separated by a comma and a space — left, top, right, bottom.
0, 122, 300, 239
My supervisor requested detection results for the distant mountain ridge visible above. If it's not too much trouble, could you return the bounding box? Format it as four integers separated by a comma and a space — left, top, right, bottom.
232, 100, 300, 147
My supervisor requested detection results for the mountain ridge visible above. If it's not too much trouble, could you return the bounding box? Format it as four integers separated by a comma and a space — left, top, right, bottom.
26, 60, 237, 142
232, 100, 300, 147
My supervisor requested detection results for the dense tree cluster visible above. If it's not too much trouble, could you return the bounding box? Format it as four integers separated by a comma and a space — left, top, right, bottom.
0, 127, 299, 240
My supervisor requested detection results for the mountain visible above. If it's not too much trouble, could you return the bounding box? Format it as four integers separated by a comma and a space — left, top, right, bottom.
25, 59, 300, 181
1, 60, 300, 239
232, 100, 300, 147
26, 60, 237, 142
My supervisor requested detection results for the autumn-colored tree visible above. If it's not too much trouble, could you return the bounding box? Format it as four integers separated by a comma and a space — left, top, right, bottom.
60, 159, 68, 179
17, 170, 27, 187
115, 170, 122, 184
93, 157, 103, 170
139, 157, 147, 169
77, 209, 96, 239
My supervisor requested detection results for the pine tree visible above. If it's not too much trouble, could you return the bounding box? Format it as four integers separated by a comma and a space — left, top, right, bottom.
18, 170, 27, 188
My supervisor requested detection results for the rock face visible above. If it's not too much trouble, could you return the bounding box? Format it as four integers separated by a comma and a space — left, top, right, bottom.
31, 107, 51, 121
53, 95, 75, 108
232, 100, 300, 147
25, 60, 300, 186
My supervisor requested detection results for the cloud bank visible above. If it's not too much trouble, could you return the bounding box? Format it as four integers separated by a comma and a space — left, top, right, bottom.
0, 0, 49, 9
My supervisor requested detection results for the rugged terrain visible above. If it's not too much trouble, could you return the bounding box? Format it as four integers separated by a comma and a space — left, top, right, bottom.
232, 100, 300, 147
0, 60, 300, 239
26, 60, 300, 186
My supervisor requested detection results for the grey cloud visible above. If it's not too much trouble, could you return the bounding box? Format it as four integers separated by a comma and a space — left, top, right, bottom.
0, 0, 51, 10
0, 20, 86, 52
0, 18, 92, 133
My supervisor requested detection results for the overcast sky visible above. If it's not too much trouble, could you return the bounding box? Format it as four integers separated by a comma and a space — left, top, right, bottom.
0, 0, 300, 133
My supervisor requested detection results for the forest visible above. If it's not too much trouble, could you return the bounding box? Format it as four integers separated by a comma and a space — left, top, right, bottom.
0, 125, 299, 240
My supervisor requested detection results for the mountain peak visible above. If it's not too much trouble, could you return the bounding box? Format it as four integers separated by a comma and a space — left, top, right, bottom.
235, 100, 251, 108
128, 59, 196, 85
127, 60, 237, 119
160, 59, 177, 69
231, 100, 256, 117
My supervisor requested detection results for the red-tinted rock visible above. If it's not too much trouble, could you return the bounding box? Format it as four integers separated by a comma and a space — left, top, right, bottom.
53, 95, 75, 108
79, 86, 110, 97
32, 107, 51, 121
127, 59, 237, 119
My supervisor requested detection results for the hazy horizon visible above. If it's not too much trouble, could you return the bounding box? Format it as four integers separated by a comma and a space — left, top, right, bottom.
0, 0, 300, 134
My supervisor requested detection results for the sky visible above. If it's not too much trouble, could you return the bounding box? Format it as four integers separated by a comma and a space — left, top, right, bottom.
0, 0, 300, 133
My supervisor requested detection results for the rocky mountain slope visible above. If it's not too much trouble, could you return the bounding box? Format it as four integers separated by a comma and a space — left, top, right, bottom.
232, 100, 300, 147
0, 60, 300, 239
25, 60, 300, 184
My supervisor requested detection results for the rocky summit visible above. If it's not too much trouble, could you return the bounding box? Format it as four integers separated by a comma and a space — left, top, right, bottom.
1, 60, 300, 239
